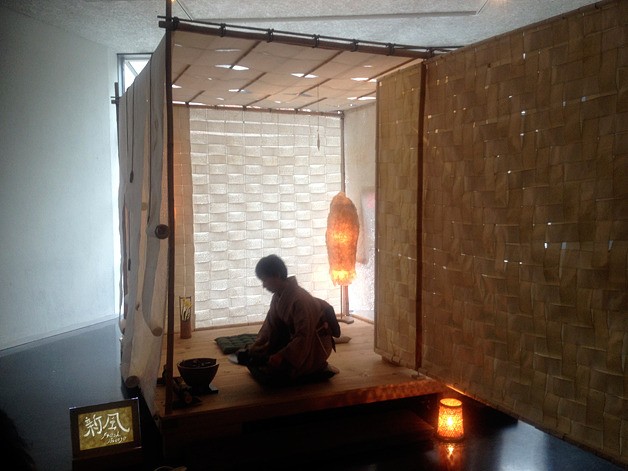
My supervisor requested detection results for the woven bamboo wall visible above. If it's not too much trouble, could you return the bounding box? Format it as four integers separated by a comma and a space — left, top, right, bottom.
189, 109, 342, 327
420, 0, 627, 464
375, 64, 422, 368
173, 105, 195, 333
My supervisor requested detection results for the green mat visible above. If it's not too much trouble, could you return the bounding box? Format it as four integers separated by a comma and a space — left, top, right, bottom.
214, 333, 258, 354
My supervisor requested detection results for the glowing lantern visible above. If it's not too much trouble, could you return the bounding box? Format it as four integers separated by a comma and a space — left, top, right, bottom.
436, 398, 465, 441
326, 192, 359, 286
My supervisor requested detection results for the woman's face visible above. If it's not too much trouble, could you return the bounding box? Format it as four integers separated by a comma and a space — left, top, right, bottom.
261, 275, 282, 294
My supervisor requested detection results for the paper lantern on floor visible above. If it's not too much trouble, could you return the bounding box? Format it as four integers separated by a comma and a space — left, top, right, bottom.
326, 192, 359, 286
437, 398, 465, 441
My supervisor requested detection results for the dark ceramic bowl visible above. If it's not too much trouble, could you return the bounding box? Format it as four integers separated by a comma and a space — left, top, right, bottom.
177, 357, 219, 387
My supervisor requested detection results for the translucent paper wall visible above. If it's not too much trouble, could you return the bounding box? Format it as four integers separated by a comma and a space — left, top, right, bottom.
189, 108, 343, 328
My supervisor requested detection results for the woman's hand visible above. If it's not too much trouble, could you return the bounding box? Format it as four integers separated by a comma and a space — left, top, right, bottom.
267, 353, 283, 369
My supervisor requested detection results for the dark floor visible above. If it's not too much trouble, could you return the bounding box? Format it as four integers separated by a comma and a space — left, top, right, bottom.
0, 319, 623, 471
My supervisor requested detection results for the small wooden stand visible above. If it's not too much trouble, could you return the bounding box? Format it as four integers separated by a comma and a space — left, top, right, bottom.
180, 318, 192, 339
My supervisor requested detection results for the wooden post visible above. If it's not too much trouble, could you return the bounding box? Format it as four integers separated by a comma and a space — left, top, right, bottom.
164, 0, 175, 415
338, 116, 354, 324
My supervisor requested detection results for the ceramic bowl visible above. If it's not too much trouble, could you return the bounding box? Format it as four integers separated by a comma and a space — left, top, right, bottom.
177, 357, 219, 387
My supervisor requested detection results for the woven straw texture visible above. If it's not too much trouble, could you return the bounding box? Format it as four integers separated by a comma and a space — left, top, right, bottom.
419, 0, 627, 464
173, 106, 195, 333
375, 64, 422, 368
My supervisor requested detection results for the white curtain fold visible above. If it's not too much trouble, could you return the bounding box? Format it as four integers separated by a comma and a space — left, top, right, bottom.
141, 38, 168, 337
117, 37, 168, 413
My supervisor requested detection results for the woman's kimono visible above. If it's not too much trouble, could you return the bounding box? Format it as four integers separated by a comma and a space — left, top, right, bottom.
253, 276, 335, 380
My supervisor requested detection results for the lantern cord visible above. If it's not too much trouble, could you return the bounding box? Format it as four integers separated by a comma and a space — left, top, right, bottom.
340, 114, 346, 192
317, 86, 321, 150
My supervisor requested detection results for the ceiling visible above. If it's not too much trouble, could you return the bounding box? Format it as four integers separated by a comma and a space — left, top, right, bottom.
169, 27, 428, 113
1, 0, 599, 113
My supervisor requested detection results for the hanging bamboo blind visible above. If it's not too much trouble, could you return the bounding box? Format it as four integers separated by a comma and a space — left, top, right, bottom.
375, 64, 422, 368
173, 105, 195, 334
419, 0, 627, 464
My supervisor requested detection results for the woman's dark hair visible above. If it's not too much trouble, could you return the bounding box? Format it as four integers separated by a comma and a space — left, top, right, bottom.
255, 254, 288, 280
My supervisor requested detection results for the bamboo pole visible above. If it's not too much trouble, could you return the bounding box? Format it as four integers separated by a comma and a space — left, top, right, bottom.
414, 62, 426, 369
164, 0, 175, 416
338, 114, 354, 324
170, 20, 446, 59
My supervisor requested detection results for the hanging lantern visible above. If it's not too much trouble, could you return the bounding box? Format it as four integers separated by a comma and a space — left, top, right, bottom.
436, 398, 465, 441
326, 192, 359, 286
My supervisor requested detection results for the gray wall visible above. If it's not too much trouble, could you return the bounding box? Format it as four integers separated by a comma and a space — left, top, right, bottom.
0, 7, 118, 350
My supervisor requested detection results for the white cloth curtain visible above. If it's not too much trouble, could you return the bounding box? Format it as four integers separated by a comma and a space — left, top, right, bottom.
118, 37, 167, 413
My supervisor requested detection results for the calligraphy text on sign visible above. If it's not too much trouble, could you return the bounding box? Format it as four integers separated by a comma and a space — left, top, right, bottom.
77, 406, 134, 450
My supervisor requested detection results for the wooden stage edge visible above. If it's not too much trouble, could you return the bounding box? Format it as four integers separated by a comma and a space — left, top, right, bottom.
153, 317, 445, 458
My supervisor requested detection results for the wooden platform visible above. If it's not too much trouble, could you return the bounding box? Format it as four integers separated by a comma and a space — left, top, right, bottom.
154, 318, 444, 460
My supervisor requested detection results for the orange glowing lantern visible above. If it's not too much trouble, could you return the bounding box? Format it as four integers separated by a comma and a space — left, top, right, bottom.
437, 398, 465, 441
325, 192, 359, 286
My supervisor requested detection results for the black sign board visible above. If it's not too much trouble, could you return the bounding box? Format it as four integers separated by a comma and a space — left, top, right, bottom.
69, 398, 142, 469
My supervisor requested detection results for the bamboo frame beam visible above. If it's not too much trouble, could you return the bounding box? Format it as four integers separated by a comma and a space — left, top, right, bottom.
164, 0, 176, 416
158, 18, 458, 59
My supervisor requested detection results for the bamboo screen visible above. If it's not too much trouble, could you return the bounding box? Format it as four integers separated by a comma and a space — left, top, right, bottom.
419, 0, 627, 464
189, 109, 342, 328
375, 64, 422, 368
173, 105, 194, 334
